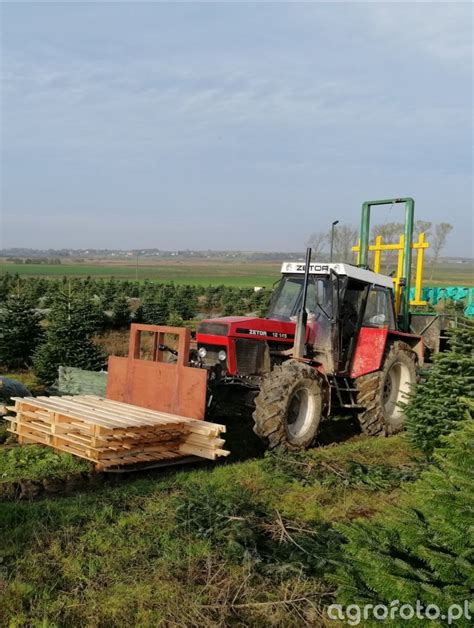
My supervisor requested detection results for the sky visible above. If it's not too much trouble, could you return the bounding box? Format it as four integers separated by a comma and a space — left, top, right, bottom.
1, 1, 473, 255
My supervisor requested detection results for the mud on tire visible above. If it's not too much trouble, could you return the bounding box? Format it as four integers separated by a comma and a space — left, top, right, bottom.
253, 360, 327, 450
354, 341, 417, 436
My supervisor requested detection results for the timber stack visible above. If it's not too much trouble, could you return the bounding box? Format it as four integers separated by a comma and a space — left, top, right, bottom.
7, 395, 229, 469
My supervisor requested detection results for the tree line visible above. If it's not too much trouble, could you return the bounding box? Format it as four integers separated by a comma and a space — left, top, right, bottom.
306, 220, 453, 278
5, 257, 62, 265
0, 274, 270, 315
0, 277, 272, 382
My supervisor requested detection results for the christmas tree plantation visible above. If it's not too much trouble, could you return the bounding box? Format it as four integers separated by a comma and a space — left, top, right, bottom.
405, 319, 474, 455
33, 293, 106, 385
334, 401, 474, 624
0, 293, 43, 369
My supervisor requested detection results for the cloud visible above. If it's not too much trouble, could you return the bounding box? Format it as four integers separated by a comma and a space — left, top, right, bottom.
3, 2, 470, 130
1, 1, 472, 253
367, 2, 472, 62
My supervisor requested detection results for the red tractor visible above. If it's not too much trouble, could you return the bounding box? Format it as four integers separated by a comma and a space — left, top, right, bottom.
192, 198, 429, 450
195, 258, 421, 449
107, 198, 443, 453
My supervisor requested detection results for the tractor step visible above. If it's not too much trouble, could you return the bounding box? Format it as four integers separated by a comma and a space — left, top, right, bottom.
330, 377, 360, 409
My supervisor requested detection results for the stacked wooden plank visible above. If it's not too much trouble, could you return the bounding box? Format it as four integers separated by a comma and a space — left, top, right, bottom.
7, 395, 229, 469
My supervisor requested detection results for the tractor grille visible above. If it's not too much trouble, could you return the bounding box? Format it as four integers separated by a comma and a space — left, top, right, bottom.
198, 322, 229, 336
235, 339, 269, 375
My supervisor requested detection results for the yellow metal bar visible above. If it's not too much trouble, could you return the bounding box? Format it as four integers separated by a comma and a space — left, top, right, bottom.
352, 232, 430, 312
373, 235, 382, 273
352, 236, 429, 255
353, 239, 361, 265
393, 235, 405, 314
352, 240, 411, 252
411, 232, 429, 306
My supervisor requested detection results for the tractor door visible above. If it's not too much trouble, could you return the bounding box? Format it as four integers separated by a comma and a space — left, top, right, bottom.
338, 279, 370, 372
305, 274, 340, 372
340, 284, 397, 374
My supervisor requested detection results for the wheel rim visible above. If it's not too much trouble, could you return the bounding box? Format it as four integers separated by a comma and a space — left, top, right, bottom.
286, 386, 316, 440
382, 362, 413, 420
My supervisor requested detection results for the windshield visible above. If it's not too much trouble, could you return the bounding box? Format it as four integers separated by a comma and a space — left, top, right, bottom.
267, 275, 333, 321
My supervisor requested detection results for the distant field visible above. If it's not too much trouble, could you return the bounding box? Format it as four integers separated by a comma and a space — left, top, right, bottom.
1, 259, 472, 287
423, 263, 474, 287
0, 260, 281, 287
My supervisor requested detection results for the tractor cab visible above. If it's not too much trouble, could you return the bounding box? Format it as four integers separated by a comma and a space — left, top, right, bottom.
269, 262, 396, 373
269, 264, 394, 327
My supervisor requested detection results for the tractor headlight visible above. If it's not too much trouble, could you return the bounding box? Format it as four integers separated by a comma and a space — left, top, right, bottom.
198, 347, 207, 359
218, 350, 227, 362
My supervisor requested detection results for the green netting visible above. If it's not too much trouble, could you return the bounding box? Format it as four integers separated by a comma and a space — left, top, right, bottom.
409, 286, 474, 317
57, 366, 107, 396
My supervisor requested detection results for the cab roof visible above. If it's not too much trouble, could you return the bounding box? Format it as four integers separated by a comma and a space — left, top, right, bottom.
280, 262, 394, 289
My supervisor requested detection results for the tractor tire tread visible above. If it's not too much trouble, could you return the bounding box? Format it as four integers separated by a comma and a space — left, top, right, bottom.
253, 361, 327, 451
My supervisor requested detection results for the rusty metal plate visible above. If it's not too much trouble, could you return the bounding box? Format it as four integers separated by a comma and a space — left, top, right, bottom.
106, 324, 207, 420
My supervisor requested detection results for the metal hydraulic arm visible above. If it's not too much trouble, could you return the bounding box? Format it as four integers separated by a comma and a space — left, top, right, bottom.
358, 197, 415, 332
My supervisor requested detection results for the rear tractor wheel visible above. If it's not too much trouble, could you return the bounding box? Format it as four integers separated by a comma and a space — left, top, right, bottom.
253, 360, 327, 450
354, 341, 417, 436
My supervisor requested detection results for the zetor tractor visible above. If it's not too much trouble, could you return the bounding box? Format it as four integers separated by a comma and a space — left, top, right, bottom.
194, 198, 427, 450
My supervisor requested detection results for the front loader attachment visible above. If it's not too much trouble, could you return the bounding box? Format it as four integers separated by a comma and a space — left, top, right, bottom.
107, 324, 208, 420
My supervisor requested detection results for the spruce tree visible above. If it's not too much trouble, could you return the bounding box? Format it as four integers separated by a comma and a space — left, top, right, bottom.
173, 285, 198, 320
33, 293, 106, 384
405, 320, 474, 455
249, 288, 271, 317
137, 298, 169, 325
335, 402, 474, 621
0, 273, 15, 300
110, 295, 131, 329
0, 294, 44, 369
166, 312, 184, 327
101, 278, 119, 308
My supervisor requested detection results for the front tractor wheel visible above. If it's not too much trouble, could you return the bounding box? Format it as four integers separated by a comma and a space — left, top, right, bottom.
253, 361, 326, 450
355, 341, 417, 436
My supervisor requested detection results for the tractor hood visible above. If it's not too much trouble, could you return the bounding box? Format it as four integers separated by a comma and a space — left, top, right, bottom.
197, 316, 296, 344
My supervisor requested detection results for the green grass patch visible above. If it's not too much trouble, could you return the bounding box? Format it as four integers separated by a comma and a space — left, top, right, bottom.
2, 259, 472, 287
1, 261, 281, 287
425, 262, 474, 286
0, 433, 420, 626
0, 370, 46, 396
0, 445, 91, 482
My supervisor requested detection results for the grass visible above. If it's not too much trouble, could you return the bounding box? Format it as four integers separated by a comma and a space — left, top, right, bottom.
1, 261, 281, 287
0, 444, 91, 482
3, 259, 472, 287
0, 432, 422, 626
0, 370, 46, 396
423, 262, 474, 287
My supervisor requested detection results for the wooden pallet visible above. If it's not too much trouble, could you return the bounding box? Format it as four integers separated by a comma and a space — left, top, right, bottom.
7, 395, 229, 469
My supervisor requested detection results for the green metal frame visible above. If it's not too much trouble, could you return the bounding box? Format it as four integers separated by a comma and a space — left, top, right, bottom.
358, 197, 415, 332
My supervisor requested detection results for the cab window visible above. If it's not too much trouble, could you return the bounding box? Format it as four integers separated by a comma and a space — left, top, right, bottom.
268, 277, 303, 320
267, 276, 332, 321
305, 279, 332, 318
363, 287, 395, 329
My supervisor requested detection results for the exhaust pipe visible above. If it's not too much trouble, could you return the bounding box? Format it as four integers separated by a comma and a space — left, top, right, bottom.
293, 247, 311, 359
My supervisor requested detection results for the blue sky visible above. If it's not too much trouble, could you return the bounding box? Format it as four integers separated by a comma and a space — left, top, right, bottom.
1, 1, 472, 254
